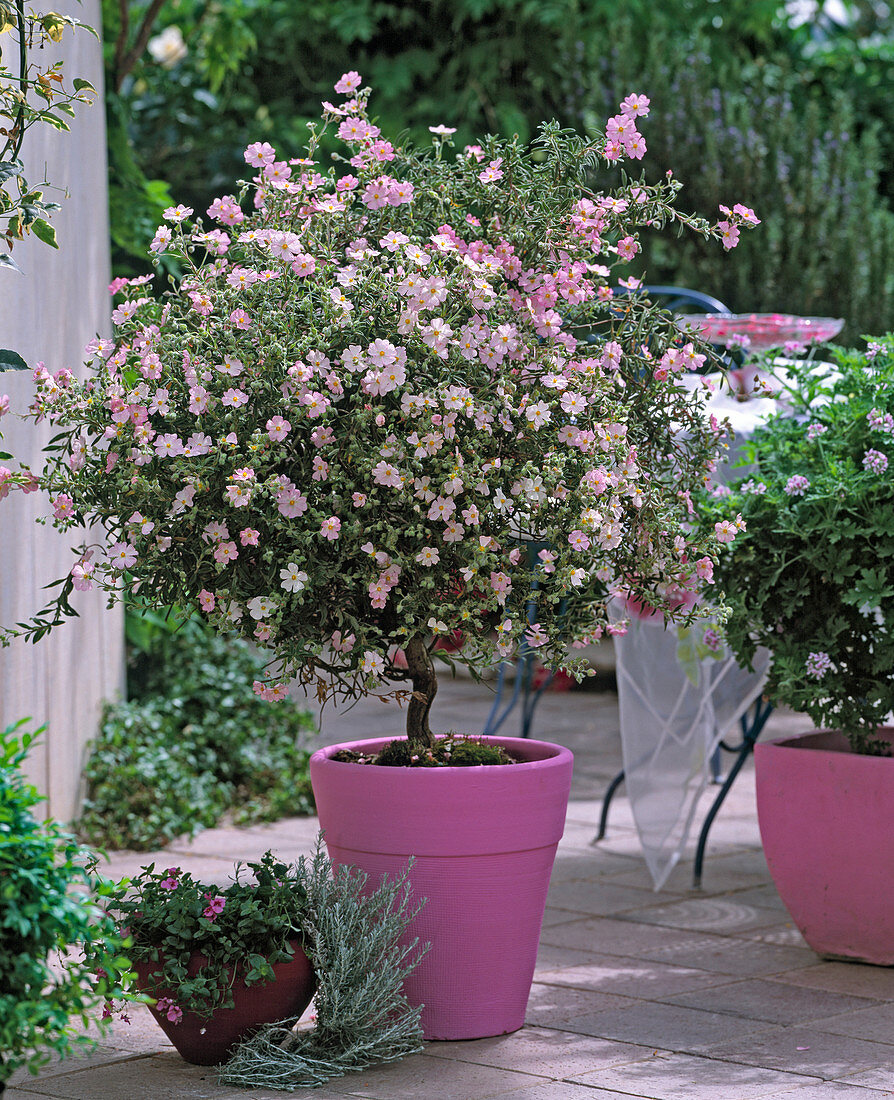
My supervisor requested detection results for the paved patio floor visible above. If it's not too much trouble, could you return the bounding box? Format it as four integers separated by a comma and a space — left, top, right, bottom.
9, 674, 894, 1099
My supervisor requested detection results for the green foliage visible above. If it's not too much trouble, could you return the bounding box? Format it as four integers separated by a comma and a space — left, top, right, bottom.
0, 721, 126, 1085
100, 851, 311, 1017
104, 0, 894, 343
357, 734, 516, 767
106, 94, 177, 280
0, 5, 96, 267
792, 5, 894, 205
219, 842, 426, 1090
0, 348, 27, 371
77, 618, 315, 850
700, 337, 894, 754
586, 21, 894, 342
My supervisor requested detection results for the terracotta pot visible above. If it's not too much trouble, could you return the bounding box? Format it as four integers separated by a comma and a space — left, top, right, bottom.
309, 734, 573, 1040
134, 939, 315, 1065
755, 728, 894, 965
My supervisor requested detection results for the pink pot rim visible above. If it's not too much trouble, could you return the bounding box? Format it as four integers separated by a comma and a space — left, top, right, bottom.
310, 733, 573, 773
757, 727, 894, 755
310, 734, 573, 855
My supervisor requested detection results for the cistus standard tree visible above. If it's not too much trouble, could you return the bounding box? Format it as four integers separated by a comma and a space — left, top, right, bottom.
1, 74, 757, 751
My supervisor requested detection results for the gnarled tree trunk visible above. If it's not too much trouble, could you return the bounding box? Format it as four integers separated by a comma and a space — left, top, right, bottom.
404, 633, 437, 749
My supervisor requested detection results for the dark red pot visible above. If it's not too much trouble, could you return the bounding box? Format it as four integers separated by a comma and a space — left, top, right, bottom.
134, 940, 315, 1065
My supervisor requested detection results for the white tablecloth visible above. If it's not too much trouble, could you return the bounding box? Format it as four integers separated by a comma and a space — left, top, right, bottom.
611, 372, 780, 888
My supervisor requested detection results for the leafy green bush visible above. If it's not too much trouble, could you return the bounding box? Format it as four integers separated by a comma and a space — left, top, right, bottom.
0, 721, 125, 1087
77, 619, 316, 850
103, 1, 893, 336
100, 0, 792, 271
584, 21, 894, 341
699, 337, 894, 754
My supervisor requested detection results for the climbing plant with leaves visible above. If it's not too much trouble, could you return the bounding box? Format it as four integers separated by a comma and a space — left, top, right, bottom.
0, 0, 97, 369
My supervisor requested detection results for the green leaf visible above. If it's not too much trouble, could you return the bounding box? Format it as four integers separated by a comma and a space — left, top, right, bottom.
0, 160, 23, 184
0, 348, 28, 371
72, 78, 96, 94
0, 253, 23, 273
30, 219, 58, 249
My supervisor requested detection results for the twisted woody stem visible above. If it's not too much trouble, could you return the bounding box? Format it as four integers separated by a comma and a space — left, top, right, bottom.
404, 633, 437, 750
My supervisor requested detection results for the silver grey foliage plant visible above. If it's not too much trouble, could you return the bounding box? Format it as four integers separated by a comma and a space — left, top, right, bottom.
219, 840, 428, 1091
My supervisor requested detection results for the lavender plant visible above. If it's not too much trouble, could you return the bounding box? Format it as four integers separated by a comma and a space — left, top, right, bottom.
0, 74, 757, 751
218, 844, 426, 1090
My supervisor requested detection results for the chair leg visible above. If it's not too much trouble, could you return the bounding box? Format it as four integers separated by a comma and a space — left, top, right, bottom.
692, 697, 775, 888
594, 769, 625, 842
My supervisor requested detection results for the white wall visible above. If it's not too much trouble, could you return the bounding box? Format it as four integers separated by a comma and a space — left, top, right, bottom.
0, 0, 124, 822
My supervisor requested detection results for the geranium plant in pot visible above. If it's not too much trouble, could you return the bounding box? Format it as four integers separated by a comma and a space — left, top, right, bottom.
100, 852, 317, 1066
700, 336, 894, 963
1, 74, 756, 1034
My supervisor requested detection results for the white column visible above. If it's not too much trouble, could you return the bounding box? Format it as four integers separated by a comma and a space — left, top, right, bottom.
0, 0, 124, 822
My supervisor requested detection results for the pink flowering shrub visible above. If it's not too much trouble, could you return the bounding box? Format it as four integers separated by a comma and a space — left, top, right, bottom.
700, 337, 894, 756
2, 76, 756, 748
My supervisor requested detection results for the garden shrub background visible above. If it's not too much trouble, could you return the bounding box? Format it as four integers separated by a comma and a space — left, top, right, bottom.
77, 613, 315, 850
103, 0, 894, 341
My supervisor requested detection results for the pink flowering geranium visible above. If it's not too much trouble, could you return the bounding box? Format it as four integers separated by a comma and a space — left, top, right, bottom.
700, 337, 894, 756
2, 75, 758, 751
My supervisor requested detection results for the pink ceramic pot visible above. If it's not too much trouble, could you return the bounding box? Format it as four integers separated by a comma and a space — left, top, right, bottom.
309, 735, 573, 1040
755, 729, 894, 965
135, 940, 315, 1065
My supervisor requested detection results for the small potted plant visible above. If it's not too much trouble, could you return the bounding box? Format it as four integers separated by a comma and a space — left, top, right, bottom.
100, 852, 316, 1066
700, 336, 894, 963
1, 74, 757, 1035
0, 721, 125, 1092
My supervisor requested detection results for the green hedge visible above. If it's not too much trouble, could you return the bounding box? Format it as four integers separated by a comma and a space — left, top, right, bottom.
78, 621, 316, 850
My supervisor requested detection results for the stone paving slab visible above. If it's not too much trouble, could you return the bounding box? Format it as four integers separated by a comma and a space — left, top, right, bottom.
13, 682, 894, 1099
535, 953, 740, 1000
571, 1050, 827, 1100
423, 1024, 655, 1080
746, 1083, 893, 1099
775, 962, 894, 1001
839, 1066, 894, 1092
736, 924, 809, 950
659, 977, 883, 1026
612, 895, 786, 935
808, 1002, 894, 1046
704, 1026, 894, 1081
539, 915, 819, 978
7, 1052, 361, 1099
322, 1051, 562, 1099
552, 999, 779, 1053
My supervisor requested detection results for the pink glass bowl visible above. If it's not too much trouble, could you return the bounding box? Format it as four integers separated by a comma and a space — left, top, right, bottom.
678, 313, 844, 350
